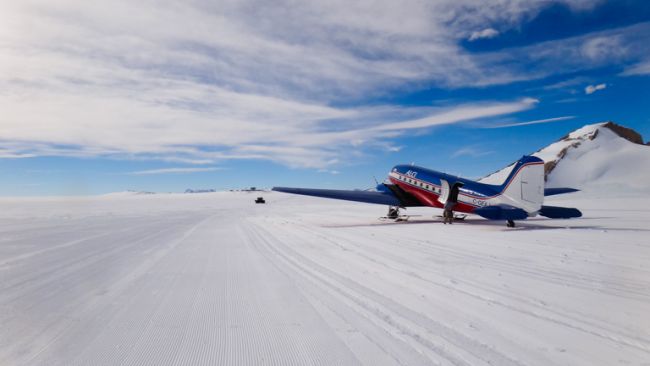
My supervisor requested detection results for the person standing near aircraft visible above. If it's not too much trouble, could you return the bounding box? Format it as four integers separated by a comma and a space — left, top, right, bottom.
443, 200, 455, 224
442, 184, 460, 224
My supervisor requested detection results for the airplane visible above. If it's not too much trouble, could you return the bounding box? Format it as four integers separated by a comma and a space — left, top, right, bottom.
273, 155, 582, 227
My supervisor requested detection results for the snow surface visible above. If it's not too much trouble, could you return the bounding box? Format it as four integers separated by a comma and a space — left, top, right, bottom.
1, 191, 650, 365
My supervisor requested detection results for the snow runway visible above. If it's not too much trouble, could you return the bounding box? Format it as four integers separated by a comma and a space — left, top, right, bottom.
1, 192, 649, 365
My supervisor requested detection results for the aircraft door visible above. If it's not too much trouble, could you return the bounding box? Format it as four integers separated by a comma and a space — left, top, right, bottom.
438, 179, 450, 205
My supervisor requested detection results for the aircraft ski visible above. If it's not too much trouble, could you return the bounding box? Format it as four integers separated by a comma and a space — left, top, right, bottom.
273, 155, 582, 227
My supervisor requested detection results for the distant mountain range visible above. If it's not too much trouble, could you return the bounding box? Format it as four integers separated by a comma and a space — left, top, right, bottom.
185, 189, 216, 194
481, 122, 650, 193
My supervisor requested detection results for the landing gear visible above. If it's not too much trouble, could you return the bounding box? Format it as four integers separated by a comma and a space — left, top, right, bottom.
442, 209, 453, 224
380, 207, 419, 222
387, 206, 400, 220
506, 220, 515, 228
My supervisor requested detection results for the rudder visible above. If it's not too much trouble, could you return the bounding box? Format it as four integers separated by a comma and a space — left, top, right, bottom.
499, 156, 545, 212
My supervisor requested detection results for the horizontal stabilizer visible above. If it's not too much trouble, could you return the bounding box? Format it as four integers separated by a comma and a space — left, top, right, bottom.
474, 205, 529, 221
272, 187, 402, 206
544, 187, 580, 196
538, 205, 582, 219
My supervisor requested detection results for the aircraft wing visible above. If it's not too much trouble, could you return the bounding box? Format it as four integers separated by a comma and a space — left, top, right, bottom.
272, 186, 417, 206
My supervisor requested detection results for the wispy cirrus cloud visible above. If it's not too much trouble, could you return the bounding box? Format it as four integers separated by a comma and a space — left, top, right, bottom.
451, 147, 494, 158
0, 1, 647, 170
485, 116, 576, 128
127, 167, 222, 175
542, 77, 590, 91
621, 60, 650, 76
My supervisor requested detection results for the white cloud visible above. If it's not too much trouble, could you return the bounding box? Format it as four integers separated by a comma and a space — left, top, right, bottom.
0, 1, 646, 169
127, 167, 222, 175
585, 83, 607, 94
469, 28, 499, 41
621, 60, 650, 76
451, 147, 494, 158
470, 22, 650, 87
542, 77, 589, 91
485, 115, 576, 128
581, 35, 627, 61
317, 169, 341, 175
373, 98, 537, 131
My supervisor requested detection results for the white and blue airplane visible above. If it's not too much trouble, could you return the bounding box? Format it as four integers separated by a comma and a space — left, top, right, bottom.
273, 155, 581, 227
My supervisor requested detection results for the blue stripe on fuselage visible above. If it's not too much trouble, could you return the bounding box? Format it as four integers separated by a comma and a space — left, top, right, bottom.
391, 165, 500, 199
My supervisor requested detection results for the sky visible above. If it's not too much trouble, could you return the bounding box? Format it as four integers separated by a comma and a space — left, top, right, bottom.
1, 0, 649, 196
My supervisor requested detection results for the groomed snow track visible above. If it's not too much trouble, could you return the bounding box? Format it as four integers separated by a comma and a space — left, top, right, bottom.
1, 192, 649, 365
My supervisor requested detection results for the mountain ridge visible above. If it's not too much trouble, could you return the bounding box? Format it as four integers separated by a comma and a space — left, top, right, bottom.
480, 121, 650, 193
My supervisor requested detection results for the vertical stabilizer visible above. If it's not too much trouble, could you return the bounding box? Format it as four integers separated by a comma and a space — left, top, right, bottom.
499, 156, 545, 212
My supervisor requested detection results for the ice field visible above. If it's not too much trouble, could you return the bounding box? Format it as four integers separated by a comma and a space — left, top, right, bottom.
1, 191, 649, 365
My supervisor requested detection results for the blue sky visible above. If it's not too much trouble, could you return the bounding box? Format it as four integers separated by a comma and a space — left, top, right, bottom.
1, 0, 649, 196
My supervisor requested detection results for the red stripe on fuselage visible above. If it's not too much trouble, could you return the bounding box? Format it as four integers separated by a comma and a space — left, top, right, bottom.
390, 160, 544, 207
388, 176, 478, 214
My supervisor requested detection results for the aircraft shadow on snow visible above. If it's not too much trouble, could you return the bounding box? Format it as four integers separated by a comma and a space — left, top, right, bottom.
320, 218, 650, 232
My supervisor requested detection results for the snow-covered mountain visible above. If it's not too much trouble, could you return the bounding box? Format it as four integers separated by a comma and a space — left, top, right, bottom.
481, 122, 650, 193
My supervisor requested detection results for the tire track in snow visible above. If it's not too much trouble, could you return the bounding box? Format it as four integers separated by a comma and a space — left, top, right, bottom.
228, 219, 359, 366
243, 226, 430, 366
284, 223, 650, 353
42, 211, 360, 366
245, 221, 527, 366
260, 216, 650, 356
282, 217, 650, 302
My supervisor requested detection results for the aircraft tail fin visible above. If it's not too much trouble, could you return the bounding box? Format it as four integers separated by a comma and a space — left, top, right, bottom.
499, 155, 545, 212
